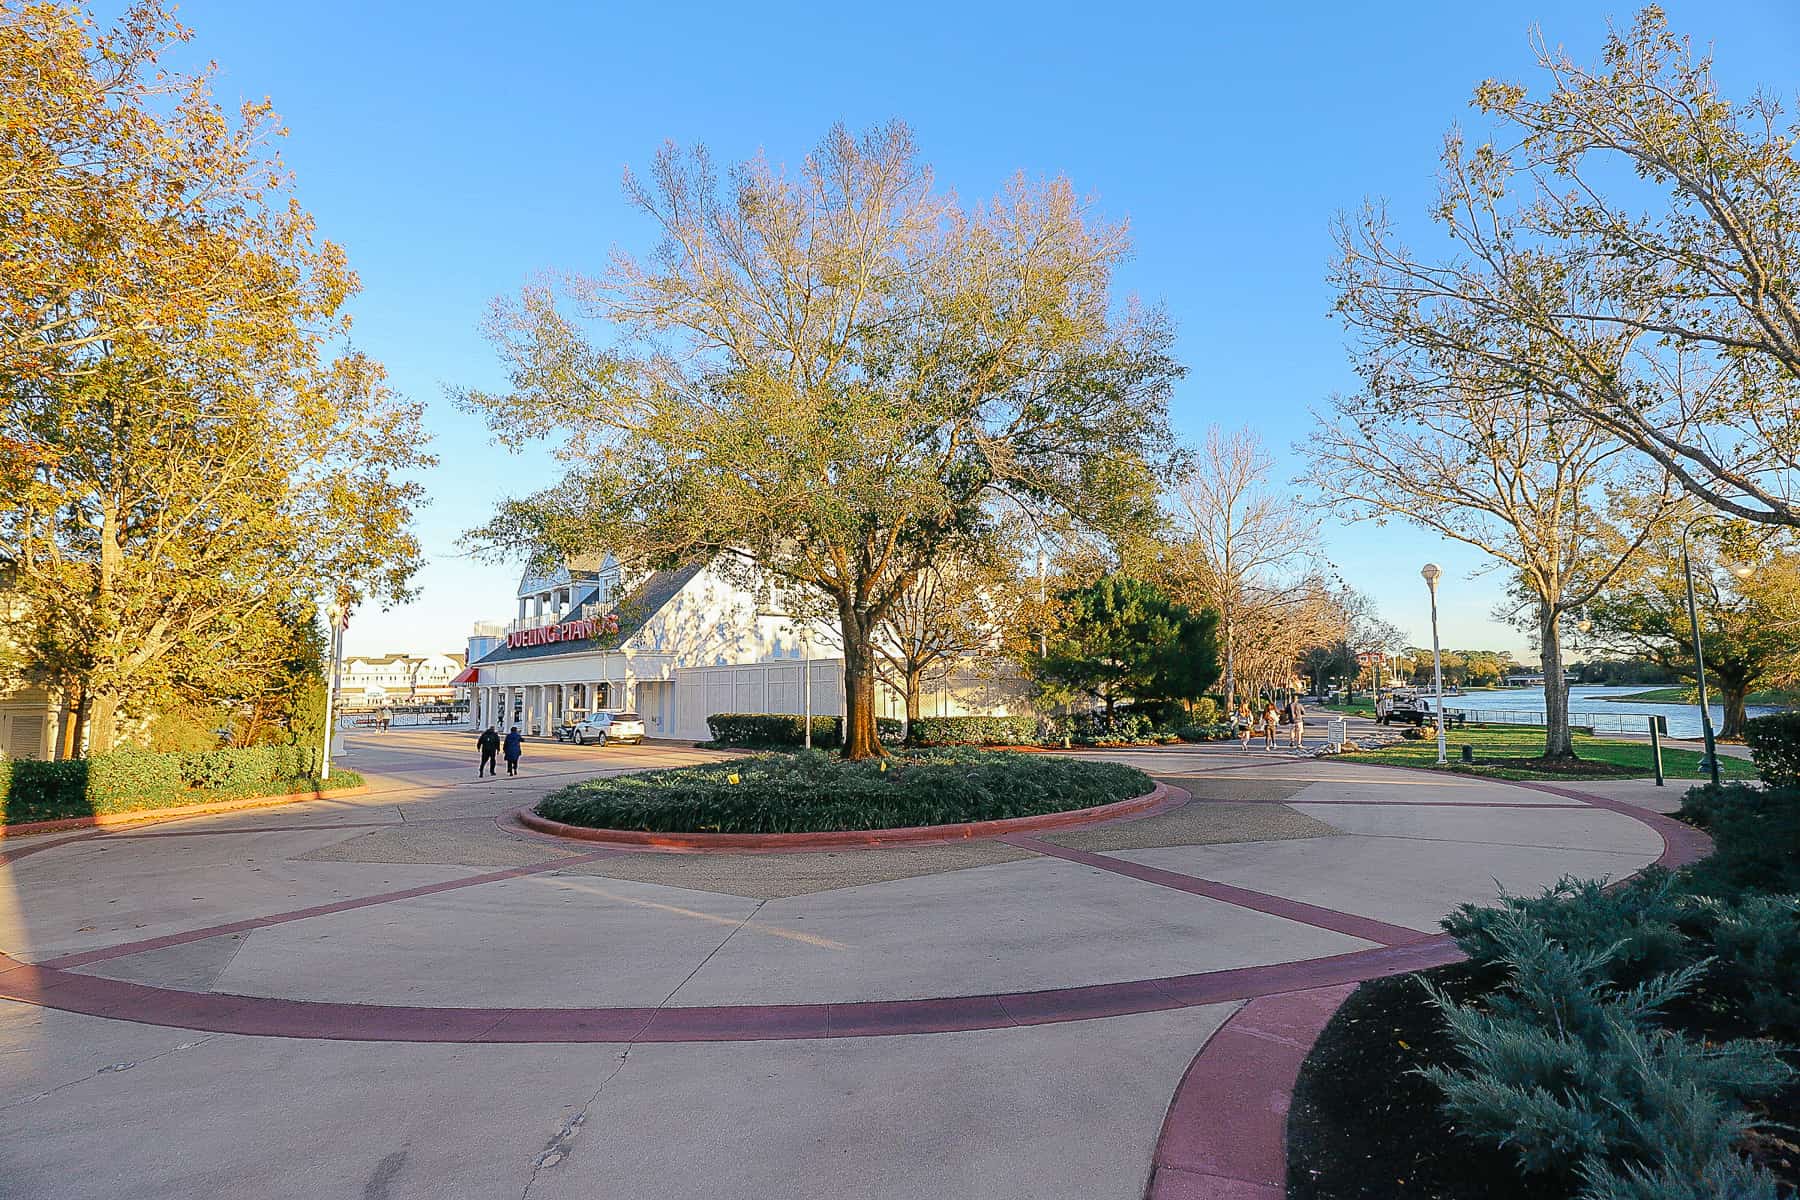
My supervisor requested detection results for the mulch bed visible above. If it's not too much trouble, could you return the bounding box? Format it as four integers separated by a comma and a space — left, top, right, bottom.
1473, 756, 1641, 778
1286, 961, 1800, 1199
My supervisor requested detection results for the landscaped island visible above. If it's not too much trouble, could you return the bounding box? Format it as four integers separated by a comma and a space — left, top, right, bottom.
534, 748, 1153, 835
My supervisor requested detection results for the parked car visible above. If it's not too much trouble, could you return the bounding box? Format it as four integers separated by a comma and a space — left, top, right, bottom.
570, 711, 647, 745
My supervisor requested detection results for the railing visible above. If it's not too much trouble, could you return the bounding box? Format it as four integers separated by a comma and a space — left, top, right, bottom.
1439, 707, 1659, 735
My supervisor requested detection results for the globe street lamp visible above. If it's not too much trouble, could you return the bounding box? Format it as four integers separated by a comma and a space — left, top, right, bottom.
1421, 563, 1448, 766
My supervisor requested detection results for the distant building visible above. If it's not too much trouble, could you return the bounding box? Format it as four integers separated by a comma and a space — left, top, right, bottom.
339, 652, 468, 706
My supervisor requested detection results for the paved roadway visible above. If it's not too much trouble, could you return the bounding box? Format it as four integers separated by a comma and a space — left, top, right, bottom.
0, 727, 1677, 1199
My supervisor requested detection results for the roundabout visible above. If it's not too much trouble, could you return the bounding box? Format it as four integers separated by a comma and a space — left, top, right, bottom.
0, 728, 1701, 1199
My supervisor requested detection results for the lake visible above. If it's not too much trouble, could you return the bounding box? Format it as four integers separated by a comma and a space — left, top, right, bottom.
1430, 684, 1785, 740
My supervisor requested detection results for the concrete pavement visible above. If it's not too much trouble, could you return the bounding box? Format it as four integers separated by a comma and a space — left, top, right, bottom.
0, 728, 1683, 1199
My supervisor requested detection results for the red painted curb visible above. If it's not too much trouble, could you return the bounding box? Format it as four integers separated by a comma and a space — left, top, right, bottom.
0, 784, 370, 840
511, 782, 1180, 852
1139, 772, 1715, 1200
1146, 984, 1357, 1200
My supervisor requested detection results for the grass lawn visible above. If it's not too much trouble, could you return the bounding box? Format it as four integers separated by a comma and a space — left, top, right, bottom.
1318, 698, 1376, 718
1340, 724, 1760, 781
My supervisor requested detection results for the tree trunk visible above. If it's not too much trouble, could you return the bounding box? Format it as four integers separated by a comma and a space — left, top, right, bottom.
1222, 610, 1236, 710
85, 688, 121, 755
903, 664, 923, 745
1539, 603, 1575, 760
1719, 685, 1749, 740
838, 607, 885, 759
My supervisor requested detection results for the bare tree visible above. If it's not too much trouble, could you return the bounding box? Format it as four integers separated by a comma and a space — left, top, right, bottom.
1168, 427, 1321, 706
1334, 8, 1800, 527
874, 549, 1023, 736
1306, 386, 1683, 759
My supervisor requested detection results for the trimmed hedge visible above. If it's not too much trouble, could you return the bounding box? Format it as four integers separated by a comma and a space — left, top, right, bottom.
1743, 711, 1800, 786
536, 747, 1153, 834
908, 714, 1041, 746
704, 713, 903, 749
1, 744, 354, 826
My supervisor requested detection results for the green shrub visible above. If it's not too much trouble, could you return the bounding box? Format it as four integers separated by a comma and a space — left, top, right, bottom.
705, 713, 903, 749
1443, 874, 1692, 988
1189, 697, 1220, 726
1677, 784, 1800, 897
83, 749, 182, 807
1742, 711, 1800, 786
907, 714, 1041, 746
1175, 722, 1237, 742
1421, 913, 1791, 1193
537, 747, 1153, 834
1, 743, 339, 825
1692, 893, 1800, 1038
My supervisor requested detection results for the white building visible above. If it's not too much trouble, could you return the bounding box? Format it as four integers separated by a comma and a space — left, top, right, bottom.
466, 555, 1028, 740
340, 651, 468, 706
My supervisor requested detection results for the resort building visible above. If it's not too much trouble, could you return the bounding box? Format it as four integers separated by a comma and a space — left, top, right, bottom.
338, 652, 469, 706
465, 555, 1027, 739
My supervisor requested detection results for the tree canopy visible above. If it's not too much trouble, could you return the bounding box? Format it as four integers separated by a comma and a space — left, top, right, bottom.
0, 2, 428, 750
1333, 6, 1800, 527
458, 122, 1179, 756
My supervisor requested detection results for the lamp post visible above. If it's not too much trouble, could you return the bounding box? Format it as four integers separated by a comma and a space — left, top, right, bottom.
1421, 564, 1447, 766
1680, 517, 1722, 788
320, 598, 349, 781
1681, 518, 1757, 788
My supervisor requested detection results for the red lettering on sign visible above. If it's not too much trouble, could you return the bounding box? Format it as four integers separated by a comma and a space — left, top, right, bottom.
506, 615, 611, 649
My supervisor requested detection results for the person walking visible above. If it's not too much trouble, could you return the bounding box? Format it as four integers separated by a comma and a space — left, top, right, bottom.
477, 725, 500, 777
1286, 694, 1306, 750
1260, 697, 1280, 750
503, 726, 524, 777
1236, 700, 1255, 750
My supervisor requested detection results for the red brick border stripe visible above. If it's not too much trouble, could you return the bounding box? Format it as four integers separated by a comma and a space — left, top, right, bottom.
0, 937, 1462, 1044
1002, 836, 1436, 947
511, 782, 1181, 851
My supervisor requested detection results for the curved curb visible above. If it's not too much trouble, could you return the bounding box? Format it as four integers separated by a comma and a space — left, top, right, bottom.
0, 936, 1461, 1045
0, 784, 371, 840
510, 781, 1179, 852
1141, 776, 1715, 1199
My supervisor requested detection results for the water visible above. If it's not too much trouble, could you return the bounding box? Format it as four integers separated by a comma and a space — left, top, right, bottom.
1427, 684, 1784, 740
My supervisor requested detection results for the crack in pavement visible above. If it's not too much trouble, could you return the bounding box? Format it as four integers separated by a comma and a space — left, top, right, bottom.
516, 902, 769, 1195
0, 1033, 217, 1111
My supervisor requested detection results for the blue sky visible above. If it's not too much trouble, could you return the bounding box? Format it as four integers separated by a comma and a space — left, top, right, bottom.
151, 0, 1798, 659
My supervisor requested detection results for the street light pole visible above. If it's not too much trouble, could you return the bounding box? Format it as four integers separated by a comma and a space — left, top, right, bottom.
1421, 564, 1447, 766
320, 600, 348, 781
1681, 518, 1722, 788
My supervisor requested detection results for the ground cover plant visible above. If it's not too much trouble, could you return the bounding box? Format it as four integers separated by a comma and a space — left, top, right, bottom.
534, 748, 1153, 834
1288, 781, 1800, 1200
1339, 724, 1759, 782
0, 745, 362, 826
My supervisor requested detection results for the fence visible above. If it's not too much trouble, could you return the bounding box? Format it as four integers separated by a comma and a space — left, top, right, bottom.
1440, 707, 1661, 736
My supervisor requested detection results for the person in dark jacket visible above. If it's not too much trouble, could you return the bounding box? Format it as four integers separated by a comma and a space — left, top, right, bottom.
503, 727, 524, 776
477, 726, 500, 777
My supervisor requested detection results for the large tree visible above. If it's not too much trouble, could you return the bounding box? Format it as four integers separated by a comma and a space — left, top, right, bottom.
458, 123, 1179, 757
1586, 529, 1800, 738
1307, 385, 1682, 759
1334, 7, 1800, 527
1034, 575, 1219, 717
1, 3, 428, 751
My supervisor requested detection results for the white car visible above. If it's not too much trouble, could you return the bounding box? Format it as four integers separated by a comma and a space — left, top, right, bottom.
571, 711, 646, 745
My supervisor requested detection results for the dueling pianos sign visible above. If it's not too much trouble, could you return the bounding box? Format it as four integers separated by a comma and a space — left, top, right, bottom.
506, 612, 620, 649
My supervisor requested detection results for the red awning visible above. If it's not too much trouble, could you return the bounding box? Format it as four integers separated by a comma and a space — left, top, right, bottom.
450, 666, 480, 685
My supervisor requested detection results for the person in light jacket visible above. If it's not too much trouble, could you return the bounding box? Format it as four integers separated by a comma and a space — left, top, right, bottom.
1285, 695, 1306, 749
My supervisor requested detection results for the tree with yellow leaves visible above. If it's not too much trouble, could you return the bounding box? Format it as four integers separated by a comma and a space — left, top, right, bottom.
1, 3, 429, 752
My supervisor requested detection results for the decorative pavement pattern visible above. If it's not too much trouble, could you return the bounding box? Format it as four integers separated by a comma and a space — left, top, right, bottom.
0, 726, 1699, 1200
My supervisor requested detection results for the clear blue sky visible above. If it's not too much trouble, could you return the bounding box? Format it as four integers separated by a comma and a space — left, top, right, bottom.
150, 0, 1798, 660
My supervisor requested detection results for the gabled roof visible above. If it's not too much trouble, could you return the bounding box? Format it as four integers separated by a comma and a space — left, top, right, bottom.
473, 562, 706, 667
